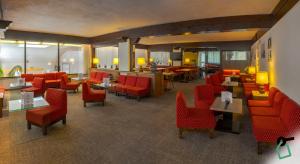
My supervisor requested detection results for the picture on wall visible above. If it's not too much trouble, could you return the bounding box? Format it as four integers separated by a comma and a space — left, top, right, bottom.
268, 37, 272, 49
261, 43, 266, 59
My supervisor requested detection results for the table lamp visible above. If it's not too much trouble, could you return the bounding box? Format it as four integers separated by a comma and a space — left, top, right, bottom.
137, 58, 146, 72
113, 58, 119, 70
256, 71, 269, 93
149, 57, 154, 63
93, 58, 100, 68
168, 59, 172, 66
248, 66, 256, 75
185, 58, 190, 64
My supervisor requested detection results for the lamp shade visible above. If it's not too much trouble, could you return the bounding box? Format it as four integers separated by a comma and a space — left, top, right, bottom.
149, 57, 154, 63
168, 59, 172, 64
185, 58, 190, 63
93, 58, 99, 64
248, 66, 256, 75
256, 72, 269, 85
113, 58, 119, 65
137, 58, 146, 66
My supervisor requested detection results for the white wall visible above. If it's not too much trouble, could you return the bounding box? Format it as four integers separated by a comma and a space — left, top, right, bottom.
251, 1, 300, 103
118, 42, 130, 71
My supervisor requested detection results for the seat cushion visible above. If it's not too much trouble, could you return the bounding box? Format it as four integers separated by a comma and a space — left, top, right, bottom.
249, 106, 280, 116
26, 106, 53, 126
126, 86, 148, 96
252, 116, 287, 142
55, 72, 66, 79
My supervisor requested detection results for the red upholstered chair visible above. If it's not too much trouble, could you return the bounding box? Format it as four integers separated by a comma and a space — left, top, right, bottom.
126, 77, 151, 101
249, 91, 288, 117
176, 92, 216, 139
115, 76, 137, 95
21, 74, 34, 82
21, 77, 46, 97
60, 74, 80, 92
252, 98, 300, 154
194, 85, 215, 109
205, 76, 225, 95
248, 87, 279, 107
111, 75, 127, 94
45, 72, 60, 88
26, 88, 67, 135
82, 82, 106, 107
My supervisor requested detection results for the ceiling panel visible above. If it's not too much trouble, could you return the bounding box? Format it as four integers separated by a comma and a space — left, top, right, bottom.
3, 0, 279, 37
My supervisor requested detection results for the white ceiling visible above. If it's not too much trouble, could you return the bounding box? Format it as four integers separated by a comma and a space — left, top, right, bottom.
3, 0, 279, 37
139, 30, 258, 45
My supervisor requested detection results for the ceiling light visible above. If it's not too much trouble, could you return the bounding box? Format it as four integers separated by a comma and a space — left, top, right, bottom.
183, 32, 192, 35
18, 44, 49, 48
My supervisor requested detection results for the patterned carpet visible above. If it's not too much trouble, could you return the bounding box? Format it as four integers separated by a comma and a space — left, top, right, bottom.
0, 80, 273, 164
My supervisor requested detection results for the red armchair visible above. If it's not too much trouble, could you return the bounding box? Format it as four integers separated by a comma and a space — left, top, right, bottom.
60, 74, 80, 92
21, 77, 46, 97
26, 88, 67, 135
88, 71, 110, 84
248, 87, 279, 107
252, 98, 300, 154
111, 75, 127, 94
82, 82, 106, 107
194, 84, 215, 109
126, 77, 151, 101
176, 92, 216, 139
205, 76, 225, 95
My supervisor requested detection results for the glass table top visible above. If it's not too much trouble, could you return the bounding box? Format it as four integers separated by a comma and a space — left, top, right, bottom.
8, 96, 49, 112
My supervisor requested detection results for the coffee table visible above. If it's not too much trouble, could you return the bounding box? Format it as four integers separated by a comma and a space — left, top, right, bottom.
222, 81, 240, 97
210, 97, 243, 134
8, 96, 49, 112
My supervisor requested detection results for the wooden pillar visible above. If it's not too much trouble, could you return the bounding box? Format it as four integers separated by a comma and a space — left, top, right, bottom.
91, 47, 96, 68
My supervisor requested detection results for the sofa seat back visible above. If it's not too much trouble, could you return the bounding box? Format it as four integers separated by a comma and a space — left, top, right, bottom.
223, 69, 240, 76
272, 91, 288, 113
125, 76, 137, 87
117, 75, 127, 85
90, 71, 97, 79
135, 77, 151, 89
45, 73, 57, 80
268, 87, 279, 105
21, 74, 34, 82
55, 72, 66, 80
280, 98, 300, 134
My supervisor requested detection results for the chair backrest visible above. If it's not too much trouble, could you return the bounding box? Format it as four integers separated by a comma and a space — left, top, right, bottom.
125, 76, 137, 86
211, 74, 221, 85
272, 91, 288, 113
21, 74, 34, 82
205, 76, 212, 85
95, 72, 103, 81
195, 85, 214, 104
90, 71, 97, 79
135, 77, 151, 89
60, 74, 68, 88
32, 77, 45, 90
176, 92, 189, 120
82, 81, 91, 99
280, 98, 300, 133
56, 72, 66, 79
117, 75, 127, 84
268, 87, 279, 105
34, 73, 45, 79
45, 88, 67, 113
45, 73, 56, 80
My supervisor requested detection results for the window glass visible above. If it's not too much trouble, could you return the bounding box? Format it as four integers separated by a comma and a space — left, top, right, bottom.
96, 46, 118, 69
0, 40, 25, 77
150, 51, 170, 65
60, 44, 85, 74
26, 42, 58, 74
207, 51, 220, 64
224, 51, 248, 61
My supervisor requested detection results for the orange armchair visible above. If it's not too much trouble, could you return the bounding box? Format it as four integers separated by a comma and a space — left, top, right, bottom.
82, 82, 106, 107
176, 91, 216, 139
60, 74, 80, 92
26, 88, 67, 135
21, 77, 46, 97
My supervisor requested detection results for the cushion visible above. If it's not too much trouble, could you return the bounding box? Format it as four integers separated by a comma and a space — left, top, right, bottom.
34, 74, 45, 79
252, 116, 287, 142
249, 106, 280, 116
26, 106, 53, 125
280, 98, 300, 133
56, 72, 66, 79
125, 76, 137, 86
45, 73, 57, 80
248, 100, 271, 107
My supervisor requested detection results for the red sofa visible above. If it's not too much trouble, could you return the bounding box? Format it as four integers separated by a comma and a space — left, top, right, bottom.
26, 88, 67, 135
223, 69, 240, 76
88, 71, 110, 84
248, 87, 300, 154
21, 72, 66, 88
60, 74, 80, 92
176, 91, 216, 138
82, 82, 106, 107
194, 84, 215, 109
21, 77, 46, 97
115, 75, 151, 101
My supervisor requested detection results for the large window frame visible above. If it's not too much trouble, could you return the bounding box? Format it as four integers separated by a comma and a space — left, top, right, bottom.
0, 40, 85, 78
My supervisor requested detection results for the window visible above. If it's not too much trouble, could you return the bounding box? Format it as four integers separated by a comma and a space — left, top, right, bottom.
207, 51, 221, 64
26, 42, 58, 74
150, 51, 170, 65
96, 46, 118, 69
60, 44, 85, 74
224, 51, 248, 61
0, 40, 25, 77
198, 51, 206, 67
135, 49, 147, 68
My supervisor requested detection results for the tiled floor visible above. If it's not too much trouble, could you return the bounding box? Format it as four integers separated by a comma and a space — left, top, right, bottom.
0, 80, 273, 164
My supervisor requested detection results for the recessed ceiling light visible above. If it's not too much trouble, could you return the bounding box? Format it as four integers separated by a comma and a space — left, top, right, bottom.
183, 32, 192, 35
